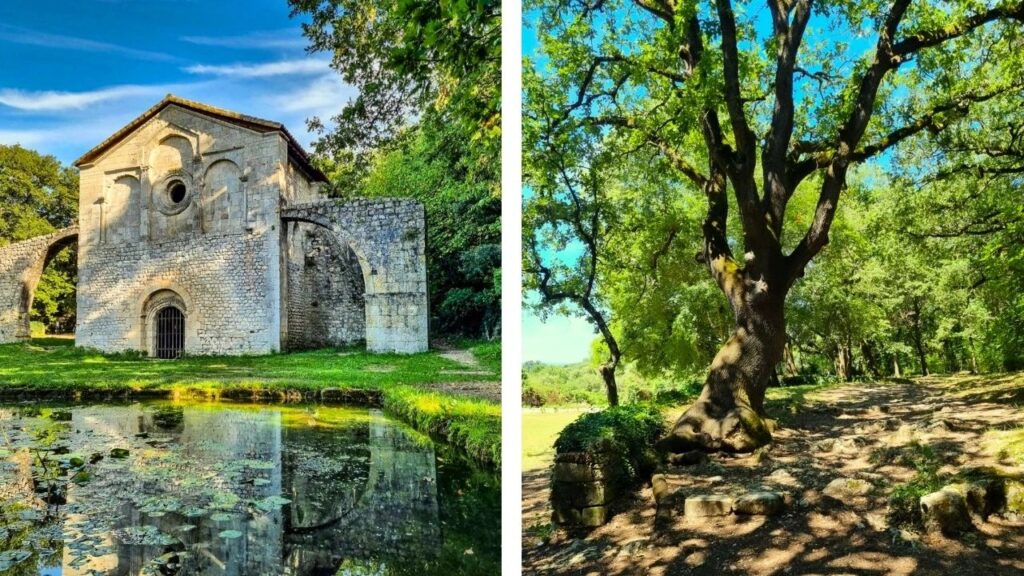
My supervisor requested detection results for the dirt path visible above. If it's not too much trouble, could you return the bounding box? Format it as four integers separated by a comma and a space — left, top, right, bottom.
426, 343, 501, 402
523, 376, 1024, 575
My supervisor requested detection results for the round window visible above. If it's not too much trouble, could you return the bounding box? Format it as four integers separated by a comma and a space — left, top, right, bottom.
168, 181, 187, 204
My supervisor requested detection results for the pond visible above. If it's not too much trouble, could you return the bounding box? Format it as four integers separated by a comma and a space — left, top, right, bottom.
0, 401, 500, 576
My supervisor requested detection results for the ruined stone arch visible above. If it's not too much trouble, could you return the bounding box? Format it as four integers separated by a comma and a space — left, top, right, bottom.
139, 284, 198, 357
0, 226, 79, 343
282, 218, 370, 350
281, 200, 428, 354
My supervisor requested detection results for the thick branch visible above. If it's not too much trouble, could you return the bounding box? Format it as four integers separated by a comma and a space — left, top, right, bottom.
714, 0, 756, 167
764, 0, 813, 236
893, 3, 1024, 57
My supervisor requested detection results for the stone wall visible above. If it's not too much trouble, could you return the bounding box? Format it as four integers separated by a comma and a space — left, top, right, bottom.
76, 233, 279, 355
284, 223, 366, 350
0, 227, 78, 344
75, 104, 287, 355
282, 199, 428, 354
550, 451, 620, 527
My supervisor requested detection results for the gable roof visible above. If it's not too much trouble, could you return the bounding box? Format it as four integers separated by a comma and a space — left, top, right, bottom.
73, 94, 328, 183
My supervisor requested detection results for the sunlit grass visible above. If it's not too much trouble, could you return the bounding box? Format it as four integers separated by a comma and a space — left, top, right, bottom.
0, 338, 502, 466
983, 427, 1024, 465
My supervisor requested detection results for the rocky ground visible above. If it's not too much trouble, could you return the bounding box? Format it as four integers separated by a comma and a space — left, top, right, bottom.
522, 375, 1024, 575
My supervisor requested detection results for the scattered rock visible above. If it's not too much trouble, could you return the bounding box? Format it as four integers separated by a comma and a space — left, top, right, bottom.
651, 474, 670, 503
822, 477, 872, 503
889, 425, 917, 445
553, 505, 607, 527
109, 448, 129, 459
765, 468, 802, 488
1004, 479, 1024, 515
814, 438, 836, 452
684, 494, 732, 517
920, 488, 972, 535
733, 491, 784, 516
835, 436, 866, 454
947, 479, 1006, 518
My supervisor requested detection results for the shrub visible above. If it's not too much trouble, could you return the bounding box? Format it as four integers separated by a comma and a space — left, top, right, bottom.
30, 321, 46, 337
554, 404, 664, 490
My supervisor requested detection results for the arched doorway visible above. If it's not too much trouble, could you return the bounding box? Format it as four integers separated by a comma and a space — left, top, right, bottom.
140, 288, 190, 358
154, 306, 185, 359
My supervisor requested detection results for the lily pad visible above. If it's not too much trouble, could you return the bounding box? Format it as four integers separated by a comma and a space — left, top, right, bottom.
109, 448, 129, 459
218, 529, 242, 540
0, 549, 32, 570
256, 495, 292, 512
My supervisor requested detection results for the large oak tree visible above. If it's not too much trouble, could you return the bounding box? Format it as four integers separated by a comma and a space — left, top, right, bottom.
527, 0, 1024, 452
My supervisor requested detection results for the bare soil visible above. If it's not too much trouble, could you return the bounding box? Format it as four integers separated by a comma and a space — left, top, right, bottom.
523, 375, 1024, 575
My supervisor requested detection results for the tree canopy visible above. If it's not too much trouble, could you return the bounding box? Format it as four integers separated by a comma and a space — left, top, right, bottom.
525, 0, 1024, 451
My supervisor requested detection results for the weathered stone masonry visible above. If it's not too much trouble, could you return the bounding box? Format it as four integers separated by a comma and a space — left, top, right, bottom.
0, 95, 428, 355
0, 227, 78, 343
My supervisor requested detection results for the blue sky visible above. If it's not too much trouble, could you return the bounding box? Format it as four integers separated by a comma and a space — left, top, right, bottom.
0, 0, 352, 165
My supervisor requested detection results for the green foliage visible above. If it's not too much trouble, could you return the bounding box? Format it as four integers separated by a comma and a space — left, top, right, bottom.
555, 404, 664, 490
524, 0, 1024, 398
289, 0, 500, 190
466, 339, 501, 373
522, 361, 702, 407
878, 443, 943, 529
361, 118, 500, 337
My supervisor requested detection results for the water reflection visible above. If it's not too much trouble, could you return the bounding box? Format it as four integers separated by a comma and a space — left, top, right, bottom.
0, 402, 488, 576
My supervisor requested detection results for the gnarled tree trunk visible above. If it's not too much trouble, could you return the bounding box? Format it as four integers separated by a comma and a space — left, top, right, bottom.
659, 261, 787, 453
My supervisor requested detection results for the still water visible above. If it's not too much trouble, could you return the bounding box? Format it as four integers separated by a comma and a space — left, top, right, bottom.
0, 401, 499, 575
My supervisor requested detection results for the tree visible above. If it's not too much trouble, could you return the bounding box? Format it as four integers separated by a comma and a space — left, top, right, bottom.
290, 0, 501, 190
528, 0, 1024, 452
0, 145, 79, 332
522, 124, 624, 405
362, 115, 501, 338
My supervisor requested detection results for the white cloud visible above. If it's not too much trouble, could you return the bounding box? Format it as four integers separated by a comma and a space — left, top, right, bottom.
0, 24, 177, 62
0, 85, 167, 112
270, 74, 352, 116
181, 29, 306, 50
184, 59, 331, 78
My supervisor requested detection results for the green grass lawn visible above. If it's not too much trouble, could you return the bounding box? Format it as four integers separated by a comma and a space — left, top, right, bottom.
0, 339, 502, 466
522, 408, 591, 472
522, 382, 839, 472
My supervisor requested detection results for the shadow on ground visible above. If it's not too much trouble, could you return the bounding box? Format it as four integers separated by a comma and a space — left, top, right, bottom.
523, 374, 1024, 575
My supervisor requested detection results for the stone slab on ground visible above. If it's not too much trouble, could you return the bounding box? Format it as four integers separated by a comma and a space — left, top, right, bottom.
684, 494, 733, 517
733, 491, 784, 516
822, 477, 872, 504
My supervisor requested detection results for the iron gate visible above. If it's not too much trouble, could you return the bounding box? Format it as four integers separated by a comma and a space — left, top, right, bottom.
154, 306, 184, 359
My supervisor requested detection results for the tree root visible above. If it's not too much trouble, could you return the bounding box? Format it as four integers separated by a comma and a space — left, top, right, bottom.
656, 400, 772, 454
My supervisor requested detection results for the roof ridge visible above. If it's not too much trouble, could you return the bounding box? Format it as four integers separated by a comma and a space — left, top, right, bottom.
72, 95, 326, 183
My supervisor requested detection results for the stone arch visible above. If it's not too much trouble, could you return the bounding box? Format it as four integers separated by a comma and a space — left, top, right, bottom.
202, 159, 242, 234
278, 212, 374, 288
139, 284, 198, 357
0, 226, 79, 343
283, 222, 367, 350
281, 200, 428, 354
